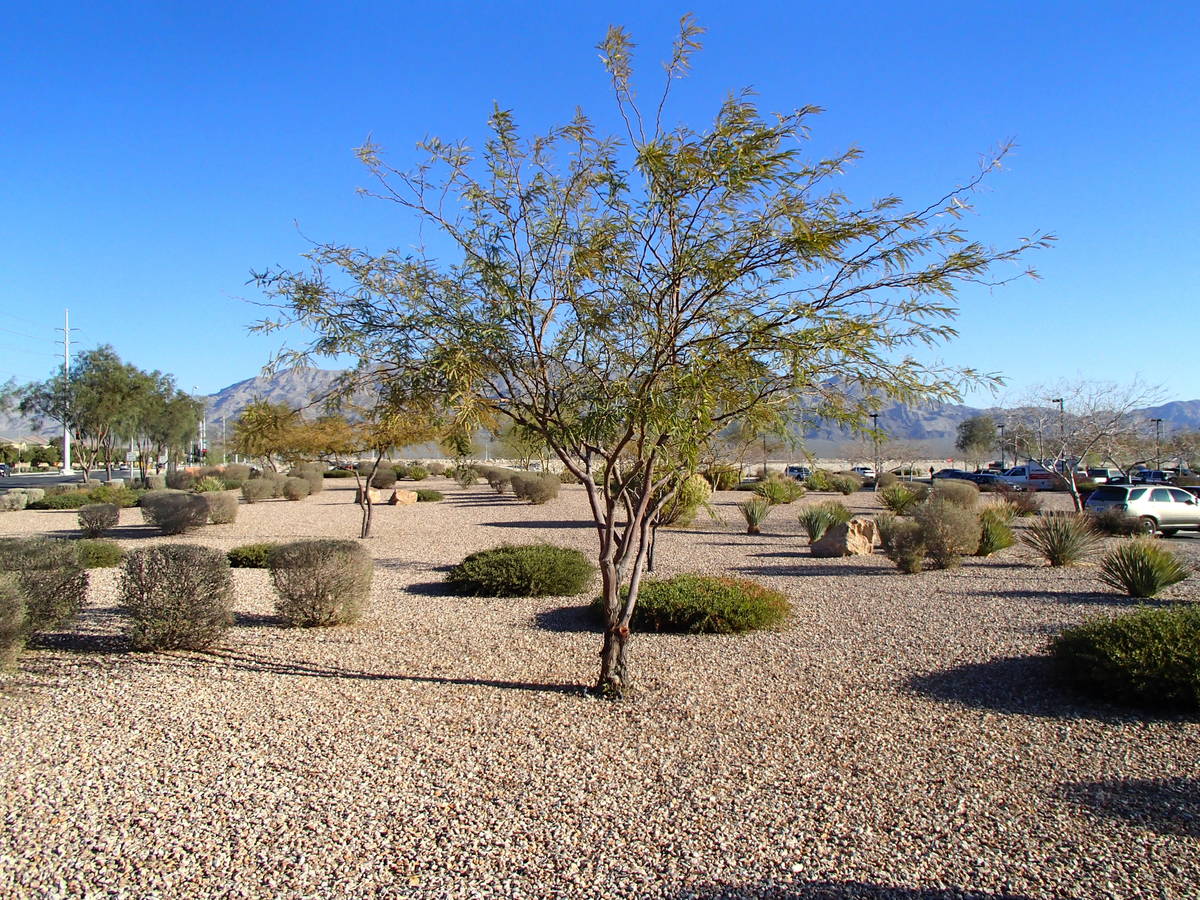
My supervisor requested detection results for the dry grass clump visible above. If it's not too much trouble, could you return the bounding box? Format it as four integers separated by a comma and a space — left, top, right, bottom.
268, 540, 374, 627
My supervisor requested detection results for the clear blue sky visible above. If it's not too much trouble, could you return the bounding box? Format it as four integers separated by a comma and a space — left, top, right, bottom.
3, 2, 1197, 406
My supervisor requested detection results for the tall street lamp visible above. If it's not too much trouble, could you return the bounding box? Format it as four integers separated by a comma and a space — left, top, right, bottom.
869, 412, 880, 491
997, 422, 1006, 470
1051, 397, 1065, 472
1151, 417, 1163, 470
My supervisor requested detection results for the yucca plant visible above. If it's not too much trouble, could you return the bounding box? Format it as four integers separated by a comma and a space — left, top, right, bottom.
878, 483, 921, 515
1098, 537, 1191, 598
753, 476, 804, 505
797, 501, 852, 543
1020, 513, 1102, 566
738, 497, 773, 535
975, 506, 1016, 557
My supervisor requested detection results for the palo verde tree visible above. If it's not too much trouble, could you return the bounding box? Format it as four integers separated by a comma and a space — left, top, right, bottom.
955, 415, 997, 466
253, 19, 1049, 696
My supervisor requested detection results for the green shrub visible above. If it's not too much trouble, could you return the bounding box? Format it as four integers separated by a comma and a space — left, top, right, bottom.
415, 489, 444, 502
427, 462, 447, 476
975, 506, 1016, 557
915, 499, 980, 569
1021, 513, 1102, 567
407, 465, 429, 482
997, 485, 1040, 516
876, 472, 899, 489
511, 473, 560, 504
486, 468, 514, 494
369, 467, 397, 489
241, 479, 275, 503
1098, 538, 1191, 598
268, 540, 374, 627
282, 477, 311, 501
120, 545, 233, 650
704, 465, 742, 491
987, 500, 1019, 525
204, 490, 240, 524
192, 475, 227, 493
803, 470, 833, 491
753, 475, 805, 505
222, 464, 252, 486
879, 483, 922, 515
656, 473, 712, 527
602, 574, 790, 634
165, 471, 195, 491
78, 503, 119, 538
874, 512, 898, 552
1089, 507, 1141, 537
228, 542, 279, 568
739, 497, 773, 534
27, 491, 93, 510
140, 490, 209, 535
75, 540, 125, 569
0, 575, 25, 669
446, 544, 594, 597
0, 538, 88, 634
931, 479, 980, 509
1051, 606, 1200, 711
829, 474, 862, 495
453, 467, 479, 488
324, 468, 355, 478
884, 519, 927, 573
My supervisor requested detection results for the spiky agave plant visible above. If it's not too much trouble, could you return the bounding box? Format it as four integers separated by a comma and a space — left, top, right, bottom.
1098, 537, 1191, 598
1019, 513, 1102, 566
739, 497, 773, 535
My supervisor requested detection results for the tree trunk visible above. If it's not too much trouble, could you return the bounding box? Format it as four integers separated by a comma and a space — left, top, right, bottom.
359, 495, 373, 538
597, 624, 631, 697
646, 522, 659, 572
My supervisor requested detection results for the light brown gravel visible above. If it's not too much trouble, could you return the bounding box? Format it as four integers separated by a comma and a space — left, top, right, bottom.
1, 480, 1198, 899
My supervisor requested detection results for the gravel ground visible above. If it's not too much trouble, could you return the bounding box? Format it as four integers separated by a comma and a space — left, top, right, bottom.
2, 480, 1198, 899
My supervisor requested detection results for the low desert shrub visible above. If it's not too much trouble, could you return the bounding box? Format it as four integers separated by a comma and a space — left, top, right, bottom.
222, 464, 252, 486
427, 462, 447, 477
268, 540, 374, 626
975, 506, 1016, 557
704, 465, 742, 491
511, 473, 560, 505
241, 479, 275, 503
324, 467, 354, 478
204, 490, 239, 525
874, 512, 898, 552
446, 544, 593, 597
140, 490, 209, 535
87, 484, 142, 508
878, 483, 922, 515
997, 485, 1040, 516
407, 465, 429, 482
78, 503, 119, 538
120, 545, 233, 650
1098, 538, 1191, 598
739, 497, 773, 534
165, 471, 195, 491
1051, 606, 1200, 711
609, 574, 790, 634
75, 540, 125, 569
884, 519, 927, 573
797, 500, 853, 543
486, 468, 514, 494
0, 538, 88, 634
915, 499, 981, 569
142, 474, 167, 491
453, 467, 479, 488
876, 472, 899, 489
192, 475, 226, 493
753, 475, 805, 505
829, 474, 862, 495
228, 542, 279, 568
282, 477, 311, 501
369, 468, 398, 489
1089, 507, 1141, 537
931, 479, 980, 509
27, 491, 92, 510
656, 473, 712, 527
415, 489, 444, 502
392, 463, 410, 480
803, 470, 833, 492
1021, 513, 1102, 567
0, 492, 29, 512
0, 575, 25, 669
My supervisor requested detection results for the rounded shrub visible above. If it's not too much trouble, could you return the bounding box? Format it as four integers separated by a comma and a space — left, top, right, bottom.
228, 542, 279, 569
165, 471, 195, 491
415, 489, 444, 502
142, 474, 167, 491
0, 574, 26, 669
324, 467, 354, 478
1098, 537, 1191, 598
369, 468, 398, 489
446, 544, 594, 597
829, 474, 863, 495
884, 519, 927, 574
453, 467, 479, 488
931, 479, 980, 509
75, 539, 125, 569
1021, 513, 1102, 567
407, 465, 429, 482
657, 473, 712, 527
140, 490, 209, 535
0, 537, 88, 634
1051, 606, 1200, 711
753, 475, 805, 505
704, 466, 742, 491
803, 470, 833, 492
27, 491, 92, 510
204, 490, 240, 525
511, 473, 560, 505
914, 499, 980, 569
120, 545, 233, 650
222, 464, 252, 485
241, 479, 275, 503
876, 472, 899, 489
78, 503, 119, 538
607, 574, 790, 634
282, 477, 311, 501
427, 462, 447, 477
268, 540, 374, 627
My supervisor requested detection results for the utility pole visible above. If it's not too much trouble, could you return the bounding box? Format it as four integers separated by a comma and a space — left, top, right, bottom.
55, 308, 77, 476
869, 412, 880, 491
997, 422, 1006, 470
1151, 417, 1163, 471
1051, 397, 1065, 472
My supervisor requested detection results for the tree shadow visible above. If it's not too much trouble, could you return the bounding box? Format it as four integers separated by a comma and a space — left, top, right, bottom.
480, 520, 596, 529
533, 604, 599, 633
732, 563, 892, 578
673, 880, 1039, 899
26, 605, 132, 654
1058, 776, 1200, 837
961, 588, 1161, 607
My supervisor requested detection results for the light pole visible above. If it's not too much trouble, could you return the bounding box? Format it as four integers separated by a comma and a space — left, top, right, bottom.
869, 412, 880, 491
1051, 397, 1065, 472
997, 422, 1006, 470
1151, 417, 1163, 470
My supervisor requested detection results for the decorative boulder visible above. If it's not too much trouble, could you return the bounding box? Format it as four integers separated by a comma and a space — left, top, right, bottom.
388, 489, 418, 506
354, 487, 383, 505
810, 517, 877, 558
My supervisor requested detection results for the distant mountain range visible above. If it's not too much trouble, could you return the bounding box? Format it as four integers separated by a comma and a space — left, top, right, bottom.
5, 367, 1200, 452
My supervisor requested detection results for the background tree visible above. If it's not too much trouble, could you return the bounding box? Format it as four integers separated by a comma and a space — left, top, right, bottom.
955, 415, 997, 467
254, 20, 1048, 696
229, 400, 301, 471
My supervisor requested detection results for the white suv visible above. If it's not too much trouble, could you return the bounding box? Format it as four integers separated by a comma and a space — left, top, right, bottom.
1084, 484, 1200, 535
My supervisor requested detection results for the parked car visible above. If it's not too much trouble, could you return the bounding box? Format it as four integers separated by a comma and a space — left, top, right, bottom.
0, 463, 9, 477
1086, 468, 1121, 484
1131, 470, 1174, 484
932, 468, 974, 481
997, 464, 1059, 491
850, 466, 875, 480
785, 465, 811, 481
969, 473, 1007, 488
1084, 484, 1200, 535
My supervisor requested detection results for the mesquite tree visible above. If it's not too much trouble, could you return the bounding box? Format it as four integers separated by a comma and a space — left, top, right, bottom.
253, 19, 1049, 696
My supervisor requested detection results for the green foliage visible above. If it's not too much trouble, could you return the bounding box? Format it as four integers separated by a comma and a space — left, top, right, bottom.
192, 475, 227, 493
797, 500, 851, 543
407, 465, 429, 481
884, 519, 927, 573
975, 506, 1015, 557
753, 474, 805, 505
704, 465, 741, 491
324, 467, 354, 478
446, 544, 594, 597
1098, 538, 1190, 598
930, 479, 980, 509
228, 542, 280, 568
738, 497, 773, 534
829, 474, 862, 495
955, 415, 997, 459
392, 463, 410, 480
878, 483, 922, 515
268, 540, 374, 626
453, 467, 479, 488
511, 472, 560, 504
415, 489, 444, 502
369, 467, 397, 489
241, 479, 275, 503
604, 574, 790, 634
282, 477, 311, 501
656, 473, 712, 527
0, 574, 25, 669
27, 490, 93, 510
78, 502, 119, 538
1021, 513, 1102, 567
997, 485, 1040, 516
1089, 507, 1141, 537
75, 540, 125, 569
120, 545, 233, 650
204, 490, 240, 524
803, 470, 834, 492
0, 538, 88, 634
1051, 606, 1200, 711
914, 498, 980, 569
140, 490, 210, 535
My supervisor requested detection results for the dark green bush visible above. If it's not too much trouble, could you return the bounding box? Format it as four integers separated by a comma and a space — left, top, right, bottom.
268, 540, 374, 626
140, 490, 209, 535
165, 471, 195, 491
884, 519, 926, 573
282, 477, 311, 501
803, 470, 833, 492
78, 503, 119, 538
446, 544, 594, 597
601, 574, 790, 634
1098, 538, 1190, 598
415, 489, 444, 502
241, 479, 275, 503
656, 473, 712, 527
228, 542, 279, 568
0, 574, 26, 669
27, 491, 94, 510
975, 506, 1015, 557
393, 463, 411, 480
87, 484, 143, 508
324, 468, 355, 478
915, 499, 980, 569
0, 537, 88, 634
704, 466, 742, 491
1021, 513, 1101, 567
75, 540, 125, 569
1051, 606, 1200, 711
204, 490, 240, 524
120, 545, 233, 650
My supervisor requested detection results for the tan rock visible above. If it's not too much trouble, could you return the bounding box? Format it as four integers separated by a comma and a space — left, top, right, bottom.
810, 517, 877, 557
354, 487, 383, 505
389, 489, 418, 506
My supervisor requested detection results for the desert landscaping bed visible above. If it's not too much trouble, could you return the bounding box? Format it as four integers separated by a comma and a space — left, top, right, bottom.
2, 480, 1198, 898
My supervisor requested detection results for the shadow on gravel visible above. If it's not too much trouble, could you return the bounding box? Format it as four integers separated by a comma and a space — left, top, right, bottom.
963, 588, 1162, 607
674, 881, 1038, 899
534, 604, 599, 633
27, 605, 131, 654
480, 519, 595, 529
402, 580, 456, 596
732, 563, 893, 578
906, 655, 1121, 720
232, 611, 288, 628
1058, 776, 1200, 837
42, 525, 160, 541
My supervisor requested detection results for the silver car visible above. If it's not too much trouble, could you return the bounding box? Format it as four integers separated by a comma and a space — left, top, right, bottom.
1084, 484, 1200, 535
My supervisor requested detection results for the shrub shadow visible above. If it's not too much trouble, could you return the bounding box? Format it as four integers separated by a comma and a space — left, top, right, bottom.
534, 604, 599, 633
479, 520, 595, 529
1058, 776, 1200, 837
27, 605, 131, 653
732, 563, 893, 578
962, 588, 1160, 607
673, 880, 1038, 899
403, 580, 456, 597
232, 611, 288, 628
